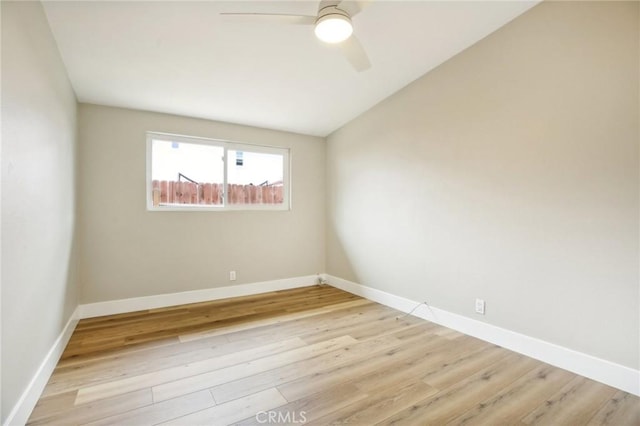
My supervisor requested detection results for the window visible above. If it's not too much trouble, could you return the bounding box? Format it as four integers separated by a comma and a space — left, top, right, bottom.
146, 132, 289, 211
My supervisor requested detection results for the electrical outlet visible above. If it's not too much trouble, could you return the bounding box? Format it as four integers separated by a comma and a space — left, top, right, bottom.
475, 298, 485, 315
229, 271, 236, 281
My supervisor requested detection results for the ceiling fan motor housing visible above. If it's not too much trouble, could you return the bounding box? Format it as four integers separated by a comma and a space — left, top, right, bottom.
317, 4, 351, 21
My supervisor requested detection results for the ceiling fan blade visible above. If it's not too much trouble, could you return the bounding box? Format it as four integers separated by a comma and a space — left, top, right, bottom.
341, 35, 371, 72
220, 13, 316, 26
336, 0, 371, 18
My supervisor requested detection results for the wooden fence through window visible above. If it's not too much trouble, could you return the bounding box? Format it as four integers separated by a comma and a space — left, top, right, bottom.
151, 180, 284, 206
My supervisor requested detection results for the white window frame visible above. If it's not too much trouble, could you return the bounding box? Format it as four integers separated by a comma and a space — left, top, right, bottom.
146, 132, 290, 212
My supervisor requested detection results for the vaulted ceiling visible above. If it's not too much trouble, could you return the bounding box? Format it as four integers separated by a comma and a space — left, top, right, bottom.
43, 1, 539, 136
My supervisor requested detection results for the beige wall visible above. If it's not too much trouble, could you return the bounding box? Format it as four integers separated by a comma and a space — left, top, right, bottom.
1, 1, 79, 421
78, 104, 325, 303
326, 1, 639, 369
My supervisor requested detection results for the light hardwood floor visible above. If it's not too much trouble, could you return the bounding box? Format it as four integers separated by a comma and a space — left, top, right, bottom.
28, 285, 639, 425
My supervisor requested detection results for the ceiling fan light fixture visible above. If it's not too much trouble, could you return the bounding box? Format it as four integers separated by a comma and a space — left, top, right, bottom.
314, 13, 353, 44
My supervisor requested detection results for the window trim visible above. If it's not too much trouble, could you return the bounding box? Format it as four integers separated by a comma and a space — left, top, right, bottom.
146, 132, 290, 212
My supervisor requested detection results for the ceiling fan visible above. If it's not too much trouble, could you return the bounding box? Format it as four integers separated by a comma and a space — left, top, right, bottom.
220, 0, 372, 72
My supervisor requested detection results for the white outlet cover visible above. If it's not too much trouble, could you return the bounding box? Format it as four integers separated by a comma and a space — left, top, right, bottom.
475, 299, 485, 315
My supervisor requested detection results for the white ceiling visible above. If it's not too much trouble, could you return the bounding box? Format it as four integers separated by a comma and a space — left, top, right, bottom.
42, 1, 539, 137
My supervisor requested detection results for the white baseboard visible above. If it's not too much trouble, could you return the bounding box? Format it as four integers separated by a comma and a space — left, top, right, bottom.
3, 307, 80, 426
327, 275, 640, 397
78, 275, 318, 319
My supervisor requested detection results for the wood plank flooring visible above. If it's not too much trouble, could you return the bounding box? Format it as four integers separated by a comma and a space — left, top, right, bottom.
28, 285, 640, 425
